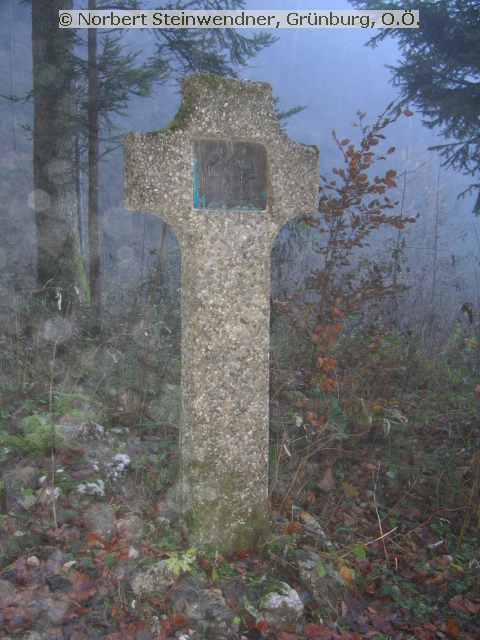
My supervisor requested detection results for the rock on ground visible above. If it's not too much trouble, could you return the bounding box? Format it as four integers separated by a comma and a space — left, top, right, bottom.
128, 560, 176, 596
170, 584, 237, 637
297, 549, 348, 606
246, 581, 304, 630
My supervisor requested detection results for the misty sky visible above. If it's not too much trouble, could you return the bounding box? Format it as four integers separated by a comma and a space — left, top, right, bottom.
1, 0, 477, 239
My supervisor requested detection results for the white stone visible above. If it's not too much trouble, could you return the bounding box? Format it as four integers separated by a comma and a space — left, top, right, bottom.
113, 453, 130, 466
246, 582, 303, 630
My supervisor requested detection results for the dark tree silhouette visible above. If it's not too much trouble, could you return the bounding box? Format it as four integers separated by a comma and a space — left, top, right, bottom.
349, 0, 480, 213
31, 0, 88, 307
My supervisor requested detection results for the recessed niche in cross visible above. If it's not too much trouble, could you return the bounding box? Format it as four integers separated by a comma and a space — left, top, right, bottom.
124, 73, 319, 552
193, 138, 268, 211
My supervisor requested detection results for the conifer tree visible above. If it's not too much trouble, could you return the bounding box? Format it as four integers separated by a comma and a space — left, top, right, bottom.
30, 0, 88, 307
25, 0, 278, 330
349, 0, 480, 213
77, 0, 277, 332
151, 0, 277, 77
74, 0, 167, 333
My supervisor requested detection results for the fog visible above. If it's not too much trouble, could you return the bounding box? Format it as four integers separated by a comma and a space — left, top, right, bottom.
1, 5, 480, 632
0, 0, 478, 316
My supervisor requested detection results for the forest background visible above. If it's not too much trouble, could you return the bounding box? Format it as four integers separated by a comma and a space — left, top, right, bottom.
0, 1, 479, 639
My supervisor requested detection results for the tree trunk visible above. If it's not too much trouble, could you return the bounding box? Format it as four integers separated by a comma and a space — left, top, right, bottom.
75, 135, 85, 265
8, 0, 17, 151
428, 166, 441, 340
74, 78, 86, 266
88, 0, 101, 334
32, 0, 88, 307
392, 132, 411, 326
431, 166, 441, 305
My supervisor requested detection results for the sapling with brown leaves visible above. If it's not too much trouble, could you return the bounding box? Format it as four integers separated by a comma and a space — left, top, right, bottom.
272, 104, 417, 427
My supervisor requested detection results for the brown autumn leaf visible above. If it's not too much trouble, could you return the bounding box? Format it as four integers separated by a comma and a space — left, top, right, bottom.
357, 560, 372, 572
318, 467, 335, 492
449, 594, 464, 611
308, 411, 326, 428
284, 520, 298, 535
124, 620, 149, 632
71, 468, 95, 480
343, 514, 356, 527
410, 628, 428, 640
85, 531, 98, 544
447, 619, 459, 636
371, 617, 390, 633
253, 620, 270, 632
304, 622, 334, 639
464, 598, 480, 616
70, 572, 96, 603
71, 586, 96, 603
342, 481, 359, 498
339, 565, 353, 583
71, 515, 85, 528
464, 598, 479, 615
160, 613, 187, 638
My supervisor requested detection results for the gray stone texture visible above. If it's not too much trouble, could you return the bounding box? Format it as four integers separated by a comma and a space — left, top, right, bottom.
124, 73, 319, 552
246, 581, 304, 630
297, 549, 348, 606
170, 585, 237, 637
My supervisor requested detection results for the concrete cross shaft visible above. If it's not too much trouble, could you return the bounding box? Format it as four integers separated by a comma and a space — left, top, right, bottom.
124, 73, 319, 552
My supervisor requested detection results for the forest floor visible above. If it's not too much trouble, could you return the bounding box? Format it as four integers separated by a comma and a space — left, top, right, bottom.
0, 382, 479, 640
0, 299, 479, 640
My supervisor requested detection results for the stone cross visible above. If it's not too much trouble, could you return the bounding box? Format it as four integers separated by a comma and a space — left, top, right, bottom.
124, 74, 319, 552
